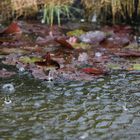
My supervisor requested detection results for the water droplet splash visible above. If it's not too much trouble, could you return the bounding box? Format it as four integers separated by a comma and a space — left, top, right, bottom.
95, 52, 102, 58
47, 69, 56, 82
96, 96, 100, 100
79, 132, 89, 139
2, 83, 15, 95
18, 67, 25, 73
122, 103, 128, 111
4, 96, 12, 105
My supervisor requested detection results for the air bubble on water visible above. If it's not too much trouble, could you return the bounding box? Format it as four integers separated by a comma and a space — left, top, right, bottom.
2, 83, 15, 94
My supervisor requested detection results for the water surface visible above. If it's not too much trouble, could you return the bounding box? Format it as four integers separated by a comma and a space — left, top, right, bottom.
0, 72, 140, 140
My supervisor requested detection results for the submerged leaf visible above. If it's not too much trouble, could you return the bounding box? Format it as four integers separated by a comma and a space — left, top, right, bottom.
107, 63, 122, 70
0, 69, 16, 78
0, 48, 28, 55
132, 64, 140, 70
73, 42, 90, 49
54, 38, 74, 49
79, 31, 106, 44
19, 56, 42, 64
34, 52, 60, 72
115, 50, 140, 57
82, 67, 106, 75
67, 29, 85, 37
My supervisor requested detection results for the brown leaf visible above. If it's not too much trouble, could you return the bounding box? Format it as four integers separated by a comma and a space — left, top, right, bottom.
0, 22, 21, 35
82, 67, 106, 75
114, 50, 140, 57
54, 38, 74, 50
35, 52, 60, 71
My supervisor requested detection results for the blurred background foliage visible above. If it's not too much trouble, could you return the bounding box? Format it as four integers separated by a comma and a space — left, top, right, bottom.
0, 0, 140, 24
81, 0, 140, 24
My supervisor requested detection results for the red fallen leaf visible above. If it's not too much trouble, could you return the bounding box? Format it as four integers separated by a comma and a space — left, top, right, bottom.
114, 50, 140, 57
54, 38, 74, 49
82, 67, 106, 75
0, 22, 21, 35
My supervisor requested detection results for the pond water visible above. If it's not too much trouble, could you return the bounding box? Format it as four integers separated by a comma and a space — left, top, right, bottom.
0, 72, 140, 140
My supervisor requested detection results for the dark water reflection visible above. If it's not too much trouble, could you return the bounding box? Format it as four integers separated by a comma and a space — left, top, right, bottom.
0, 73, 140, 140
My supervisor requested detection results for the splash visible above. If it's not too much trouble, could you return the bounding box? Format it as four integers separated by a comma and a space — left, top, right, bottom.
2, 83, 15, 94
47, 69, 56, 81
1, 83, 15, 105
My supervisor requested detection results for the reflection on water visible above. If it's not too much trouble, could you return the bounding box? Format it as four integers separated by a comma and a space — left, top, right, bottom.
0, 73, 140, 140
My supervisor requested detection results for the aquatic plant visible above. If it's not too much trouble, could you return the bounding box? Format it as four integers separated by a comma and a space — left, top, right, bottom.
42, 0, 81, 27
0, 0, 74, 22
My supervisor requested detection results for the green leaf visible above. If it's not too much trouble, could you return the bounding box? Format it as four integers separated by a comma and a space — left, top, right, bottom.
132, 64, 140, 70
107, 63, 122, 70
67, 29, 85, 37
19, 56, 42, 64
73, 43, 90, 49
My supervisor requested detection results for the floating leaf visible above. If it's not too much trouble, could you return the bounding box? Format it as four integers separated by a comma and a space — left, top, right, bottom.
107, 63, 122, 70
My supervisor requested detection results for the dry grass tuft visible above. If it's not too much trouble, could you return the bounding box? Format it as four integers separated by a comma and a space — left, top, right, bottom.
81, 0, 140, 23
0, 0, 140, 23
0, 0, 73, 22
